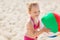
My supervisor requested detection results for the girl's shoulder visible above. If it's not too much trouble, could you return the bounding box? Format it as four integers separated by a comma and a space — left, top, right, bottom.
25, 18, 33, 27
25, 19, 34, 30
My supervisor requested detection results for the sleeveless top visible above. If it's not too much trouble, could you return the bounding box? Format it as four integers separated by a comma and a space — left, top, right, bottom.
30, 17, 40, 30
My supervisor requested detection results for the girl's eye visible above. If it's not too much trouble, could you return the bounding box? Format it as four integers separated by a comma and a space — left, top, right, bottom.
38, 11, 40, 13
34, 11, 40, 13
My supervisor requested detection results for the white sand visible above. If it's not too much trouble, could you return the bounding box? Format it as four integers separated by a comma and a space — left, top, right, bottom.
0, 0, 60, 40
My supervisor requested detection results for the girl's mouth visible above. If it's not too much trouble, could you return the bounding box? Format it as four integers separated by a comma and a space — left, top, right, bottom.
36, 15, 38, 16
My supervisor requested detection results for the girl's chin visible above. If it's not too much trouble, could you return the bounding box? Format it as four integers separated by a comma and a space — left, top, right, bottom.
31, 16, 38, 19
34, 17, 38, 19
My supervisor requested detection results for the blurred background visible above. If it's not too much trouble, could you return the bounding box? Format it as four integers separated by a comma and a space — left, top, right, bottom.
0, 0, 60, 40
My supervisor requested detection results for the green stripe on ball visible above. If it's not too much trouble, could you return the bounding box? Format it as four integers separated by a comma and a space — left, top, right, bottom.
41, 12, 58, 33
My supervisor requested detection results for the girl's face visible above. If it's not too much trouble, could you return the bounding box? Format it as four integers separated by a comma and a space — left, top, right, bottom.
29, 6, 40, 18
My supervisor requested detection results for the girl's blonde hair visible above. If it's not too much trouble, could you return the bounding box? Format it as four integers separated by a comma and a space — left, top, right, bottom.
28, 3, 38, 11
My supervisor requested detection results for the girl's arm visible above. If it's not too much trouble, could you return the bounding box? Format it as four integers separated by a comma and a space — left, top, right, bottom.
26, 21, 45, 38
42, 27, 50, 34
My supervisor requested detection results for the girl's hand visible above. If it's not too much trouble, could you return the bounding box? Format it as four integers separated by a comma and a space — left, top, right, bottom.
42, 27, 50, 33
57, 33, 60, 36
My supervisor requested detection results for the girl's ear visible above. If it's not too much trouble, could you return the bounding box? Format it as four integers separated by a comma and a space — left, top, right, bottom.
29, 11, 31, 14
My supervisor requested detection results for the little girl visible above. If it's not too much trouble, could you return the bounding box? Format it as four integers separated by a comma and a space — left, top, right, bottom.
24, 3, 50, 40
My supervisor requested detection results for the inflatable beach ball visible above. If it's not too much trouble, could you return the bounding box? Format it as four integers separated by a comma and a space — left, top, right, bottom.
41, 12, 60, 33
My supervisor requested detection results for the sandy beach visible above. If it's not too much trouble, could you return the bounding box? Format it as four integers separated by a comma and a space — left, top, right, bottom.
0, 0, 60, 40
